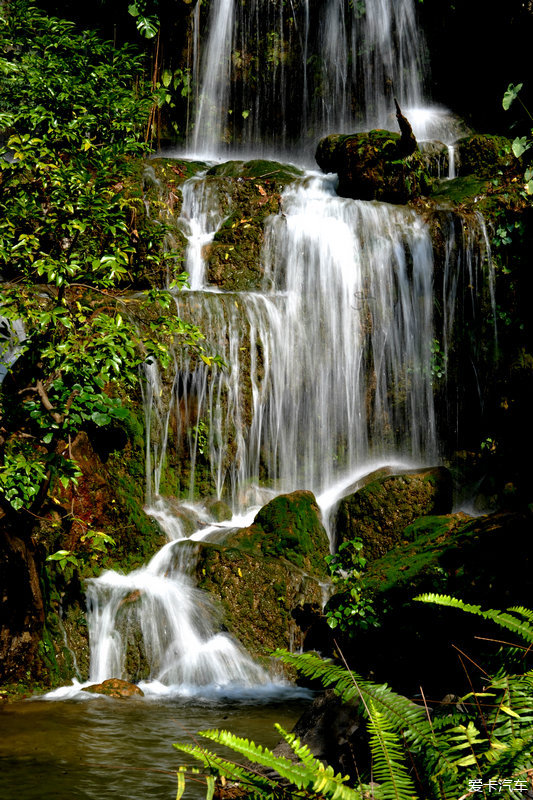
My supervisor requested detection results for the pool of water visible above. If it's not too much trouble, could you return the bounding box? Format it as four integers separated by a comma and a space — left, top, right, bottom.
0, 691, 311, 800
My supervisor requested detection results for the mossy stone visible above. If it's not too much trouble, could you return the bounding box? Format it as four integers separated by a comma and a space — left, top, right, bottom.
456, 134, 513, 176
315, 129, 432, 204
225, 490, 330, 575
333, 467, 453, 561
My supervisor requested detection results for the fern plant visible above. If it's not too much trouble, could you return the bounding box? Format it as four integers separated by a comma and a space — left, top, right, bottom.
173, 597, 533, 800
174, 724, 363, 800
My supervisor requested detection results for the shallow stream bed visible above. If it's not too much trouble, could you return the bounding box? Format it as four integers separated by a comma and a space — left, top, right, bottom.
0, 692, 309, 799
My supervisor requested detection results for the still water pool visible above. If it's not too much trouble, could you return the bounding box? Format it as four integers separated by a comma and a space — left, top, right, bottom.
0, 690, 310, 800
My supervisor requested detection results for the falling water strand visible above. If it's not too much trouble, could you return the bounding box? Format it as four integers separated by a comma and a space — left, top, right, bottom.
177, 174, 227, 289
192, 0, 235, 156
86, 531, 269, 690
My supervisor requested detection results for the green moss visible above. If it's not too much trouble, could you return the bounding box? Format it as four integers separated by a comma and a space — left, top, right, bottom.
430, 175, 490, 205
226, 490, 330, 575
403, 514, 459, 541
207, 158, 302, 182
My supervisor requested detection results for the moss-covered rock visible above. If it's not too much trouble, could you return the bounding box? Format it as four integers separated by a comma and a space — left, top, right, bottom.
193, 491, 330, 659
333, 467, 453, 561
206, 159, 302, 183
225, 490, 330, 575
456, 134, 513, 177
204, 497, 233, 522
204, 160, 302, 291
315, 130, 432, 204
194, 542, 327, 659
332, 508, 533, 693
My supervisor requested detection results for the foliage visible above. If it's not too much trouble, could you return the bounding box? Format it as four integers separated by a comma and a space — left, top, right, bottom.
46, 527, 115, 576
325, 538, 379, 633
128, 0, 159, 39
502, 82, 533, 195
0, 2, 215, 524
175, 725, 360, 800
174, 599, 533, 800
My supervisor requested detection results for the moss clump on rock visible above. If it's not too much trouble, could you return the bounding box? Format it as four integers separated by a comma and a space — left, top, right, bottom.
429, 174, 491, 206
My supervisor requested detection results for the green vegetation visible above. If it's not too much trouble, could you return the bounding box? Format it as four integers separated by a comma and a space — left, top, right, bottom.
175, 597, 533, 800
0, 1, 210, 538
502, 83, 533, 195
325, 537, 379, 633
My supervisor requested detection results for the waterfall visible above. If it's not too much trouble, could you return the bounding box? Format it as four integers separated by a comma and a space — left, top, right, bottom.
145, 172, 437, 508
189, 0, 428, 157
437, 211, 496, 449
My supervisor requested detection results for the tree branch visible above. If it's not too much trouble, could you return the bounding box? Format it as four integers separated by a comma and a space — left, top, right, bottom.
36, 379, 63, 424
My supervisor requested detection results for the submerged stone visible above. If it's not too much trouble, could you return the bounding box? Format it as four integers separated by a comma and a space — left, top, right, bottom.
85, 678, 144, 699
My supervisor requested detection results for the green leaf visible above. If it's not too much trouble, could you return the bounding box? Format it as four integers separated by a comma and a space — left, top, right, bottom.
176, 769, 185, 800
512, 136, 531, 158
91, 411, 111, 426
161, 69, 173, 88
500, 705, 521, 719
503, 82, 523, 110
135, 15, 159, 38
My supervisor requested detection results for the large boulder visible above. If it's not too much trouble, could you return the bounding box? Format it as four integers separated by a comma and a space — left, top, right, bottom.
332, 467, 453, 560
315, 129, 432, 204
194, 490, 331, 658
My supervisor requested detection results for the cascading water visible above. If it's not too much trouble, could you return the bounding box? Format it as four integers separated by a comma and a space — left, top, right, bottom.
150, 173, 437, 508
189, 0, 428, 157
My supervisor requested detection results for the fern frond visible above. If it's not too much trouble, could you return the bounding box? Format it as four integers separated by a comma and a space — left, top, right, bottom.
482, 726, 533, 774
366, 701, 418, 800
275, 649, 475, 799
507, 606, 533, 624
274, 724, 326, 774
414, 594, 533, 645
198, 728, 362, 800
173, 741, 274, 794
